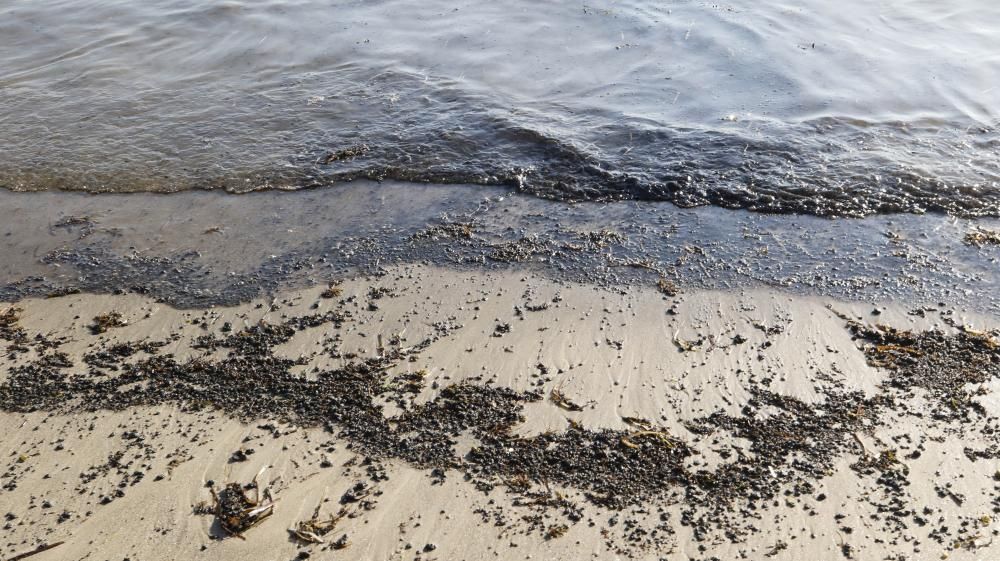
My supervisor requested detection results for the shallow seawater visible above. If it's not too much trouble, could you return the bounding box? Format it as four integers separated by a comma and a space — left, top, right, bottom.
1, 0, 998, 216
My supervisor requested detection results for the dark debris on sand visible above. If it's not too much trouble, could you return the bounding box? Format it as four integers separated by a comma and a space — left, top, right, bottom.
848, 321, 1000, 420
3, 301, 1000, 553
89, 311, 128, 334
207, 472, 274, 538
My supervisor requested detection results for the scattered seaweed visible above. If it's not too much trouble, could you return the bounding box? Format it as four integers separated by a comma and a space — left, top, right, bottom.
4, 301, 1000, 551
390, 369, 427, 394
848, 321, 1000, 419
486, 236, 553, 263
410, 222, 475, 241
576, 229, 625, 249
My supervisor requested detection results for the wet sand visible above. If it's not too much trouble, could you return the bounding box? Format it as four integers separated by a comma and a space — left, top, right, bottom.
3, 264, 1000, 560
2, 183, 999, 312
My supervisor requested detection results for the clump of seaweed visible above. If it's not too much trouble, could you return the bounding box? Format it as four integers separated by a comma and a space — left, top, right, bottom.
0, 307, 25, 345
320, 144, 369, 164
320, 283, 343, 299
656, 277, 680, 297
90, 311, 127, 334
964, 228, 1000, 247
545, 523, 569, 540
205, 467, 275, 539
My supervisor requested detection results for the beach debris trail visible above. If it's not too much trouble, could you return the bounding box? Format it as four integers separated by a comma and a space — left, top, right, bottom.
3, 295, 1000, 549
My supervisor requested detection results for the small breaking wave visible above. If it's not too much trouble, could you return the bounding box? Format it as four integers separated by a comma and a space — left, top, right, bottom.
1, 66, 997, 218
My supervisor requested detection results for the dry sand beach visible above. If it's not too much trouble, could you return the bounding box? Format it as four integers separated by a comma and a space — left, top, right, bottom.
3, 264, 1000, 561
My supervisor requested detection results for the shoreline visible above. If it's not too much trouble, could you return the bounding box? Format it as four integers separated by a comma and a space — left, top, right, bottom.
1, 183, 999, 314
3, 264, 1000, 560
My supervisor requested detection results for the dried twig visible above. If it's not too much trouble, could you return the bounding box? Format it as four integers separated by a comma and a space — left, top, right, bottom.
6, 542, 65, 561
290, 497, 348, 544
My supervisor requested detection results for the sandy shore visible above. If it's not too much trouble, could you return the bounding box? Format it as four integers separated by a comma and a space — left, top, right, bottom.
3, 264, 1000, 560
